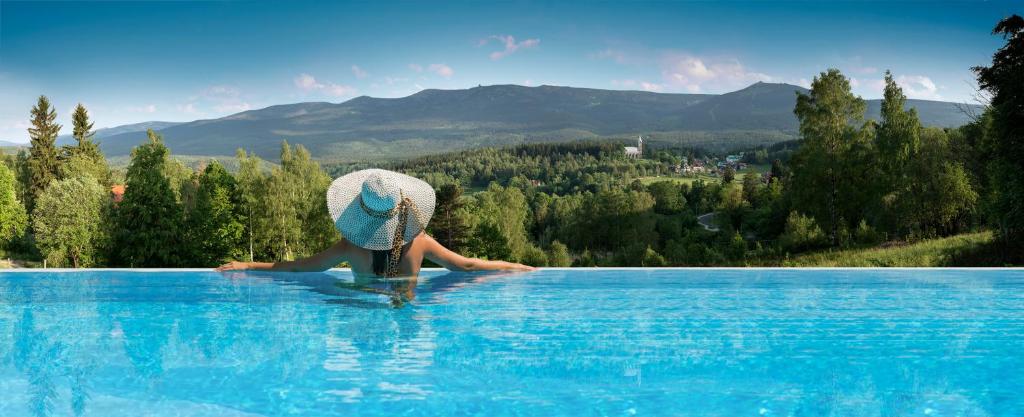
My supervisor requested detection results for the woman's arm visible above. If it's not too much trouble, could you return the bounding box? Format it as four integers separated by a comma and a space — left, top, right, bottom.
216, 240, 349, 272
421, 234, 534, 272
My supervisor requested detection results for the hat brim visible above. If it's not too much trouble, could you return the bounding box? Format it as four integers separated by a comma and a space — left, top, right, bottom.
327, 169, 436, 250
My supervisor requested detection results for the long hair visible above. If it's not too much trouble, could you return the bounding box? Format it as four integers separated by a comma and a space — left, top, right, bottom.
372, 250, 391, 276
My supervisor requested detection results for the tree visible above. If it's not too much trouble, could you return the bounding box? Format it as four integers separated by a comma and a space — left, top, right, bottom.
548, 240, 572, 267
0, 163, 28, 248
779, 211, 827, 253
973, 14, 1024, 254
471, 183, 533, 261
647, 181, 686, 214
26, 95, 62, 211
721, 166, 735, 184
234, 149, 265, 262
32, 176, 106, 267
430, 182, 470, 251
279, 142, 337, 256
790, 69, 870, 245
187, 161, 244, 266
69, 103, 103, 161
874, 71, 921, 237
905, 128, 977, 237
111, 130, 186, 267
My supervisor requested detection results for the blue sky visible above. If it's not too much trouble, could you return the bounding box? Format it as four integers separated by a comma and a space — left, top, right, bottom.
0, 0, 1016, 142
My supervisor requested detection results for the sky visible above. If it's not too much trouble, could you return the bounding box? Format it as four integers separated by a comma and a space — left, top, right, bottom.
0, 0, 1017, 142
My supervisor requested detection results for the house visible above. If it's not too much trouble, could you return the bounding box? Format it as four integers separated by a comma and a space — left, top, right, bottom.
622, 136, 638, 158
111, 185, 125, 202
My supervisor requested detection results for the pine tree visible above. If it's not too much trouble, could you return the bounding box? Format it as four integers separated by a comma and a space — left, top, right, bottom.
429, 183, 470, 251
111, 130, 186, 266
70, 103, 103, 158
26, 95, 62, 211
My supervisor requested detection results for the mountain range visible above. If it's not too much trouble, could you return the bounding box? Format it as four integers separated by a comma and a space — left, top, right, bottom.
28, 83, 985, 161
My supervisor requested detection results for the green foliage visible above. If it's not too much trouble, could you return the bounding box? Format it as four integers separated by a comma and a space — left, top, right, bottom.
470, 183, 533, 261
429, 183, 470, 252
854, 220, 882, 245
69, 103, 104, 163
721, 166, 735, 184
647, 181, 687, 214
111, 130, 186, 267
640, 246, 667, 267
973, 15, 1024, 252
26, 95, 62, 212
187, 161, 244, 266
467, 222, 512, 260
0, 163, 28, 247
234, 149, 264, 262
32, 175, 107, 267
520, 245, 549, 267
779, 211, 827, 253
548, 240, 572, 267
790, 69, 871, 245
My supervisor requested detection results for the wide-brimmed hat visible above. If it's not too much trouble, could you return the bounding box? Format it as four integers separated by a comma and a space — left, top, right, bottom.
327, 169, 436, 251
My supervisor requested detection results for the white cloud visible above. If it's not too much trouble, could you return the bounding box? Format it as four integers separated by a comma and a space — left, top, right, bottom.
590, 49, 631, 64
427, 64, 454, 78
214, 102, 251, 113
611, 79, 663, 92
202, 85, 240, 98
293, 73, 358, 97
408, 63, 423, 73
127, 104, 157, 113
897, 75, 941, 100
351, 65, 368, 79
660, 53, 772, 93
178, 103, 198, 114
480, 35, 540, 60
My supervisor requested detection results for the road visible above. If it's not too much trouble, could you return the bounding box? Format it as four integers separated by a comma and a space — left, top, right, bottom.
697, 212, 719, 232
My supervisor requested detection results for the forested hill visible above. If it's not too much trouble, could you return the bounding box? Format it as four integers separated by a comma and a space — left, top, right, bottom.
93, 83, 981, 160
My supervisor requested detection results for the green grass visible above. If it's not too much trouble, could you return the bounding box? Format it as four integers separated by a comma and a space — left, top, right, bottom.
638, 164, 769, 187
766, 231, 997, 267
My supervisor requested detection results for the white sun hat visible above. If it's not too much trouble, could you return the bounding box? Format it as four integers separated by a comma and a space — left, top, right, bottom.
327, 169, 436, 251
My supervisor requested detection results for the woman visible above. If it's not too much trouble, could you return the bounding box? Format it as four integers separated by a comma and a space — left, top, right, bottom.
216, 169, 533, 277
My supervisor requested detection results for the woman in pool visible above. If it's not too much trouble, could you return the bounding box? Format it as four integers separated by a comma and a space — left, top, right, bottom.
216, 169, 533, 277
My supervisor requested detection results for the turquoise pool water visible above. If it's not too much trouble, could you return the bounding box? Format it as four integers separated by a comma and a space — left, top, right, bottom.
1, 268, 1023, 416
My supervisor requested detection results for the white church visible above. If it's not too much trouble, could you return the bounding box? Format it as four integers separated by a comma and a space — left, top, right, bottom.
625, 135, 644, 158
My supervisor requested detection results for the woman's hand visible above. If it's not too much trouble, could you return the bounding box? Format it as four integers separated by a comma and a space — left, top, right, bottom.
216, 261, 252, 271
508, 262, 536, 272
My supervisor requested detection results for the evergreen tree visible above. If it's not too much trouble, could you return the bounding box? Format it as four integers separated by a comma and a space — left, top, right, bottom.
26, 95, 62, 211
430, 182, 470, 251
111, 130, 186, 266
0, 163, 28, 248
69, 103, 103, 161
790, 69, 870, 244
187, 161, 244, 266
973, 14, 1024, 255
32, 176, 106, 267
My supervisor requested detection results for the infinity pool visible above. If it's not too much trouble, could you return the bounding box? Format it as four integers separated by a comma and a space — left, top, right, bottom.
1, 268, 1022, 416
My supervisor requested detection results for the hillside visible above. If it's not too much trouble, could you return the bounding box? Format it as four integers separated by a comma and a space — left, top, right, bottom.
55, 120, 182, 147
92, 83, 981, 161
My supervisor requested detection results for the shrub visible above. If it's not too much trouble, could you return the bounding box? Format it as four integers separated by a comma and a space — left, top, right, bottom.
779, 211, 828, 253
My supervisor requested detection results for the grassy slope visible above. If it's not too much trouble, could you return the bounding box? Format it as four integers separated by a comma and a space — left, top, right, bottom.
763, 231, 997, 267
